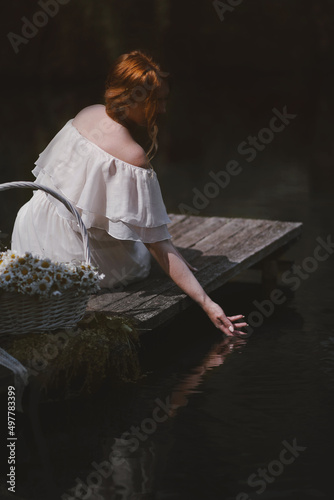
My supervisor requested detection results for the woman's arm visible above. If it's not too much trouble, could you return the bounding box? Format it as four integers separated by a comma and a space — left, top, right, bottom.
144, 239, 248, 336
169, 240, 198, 272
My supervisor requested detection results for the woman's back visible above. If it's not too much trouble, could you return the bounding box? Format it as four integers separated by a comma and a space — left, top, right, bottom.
72, 104, 148, 168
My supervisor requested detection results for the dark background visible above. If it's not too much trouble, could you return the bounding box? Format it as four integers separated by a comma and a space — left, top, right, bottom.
1, 0, 334, 229
1, 1, 334, 499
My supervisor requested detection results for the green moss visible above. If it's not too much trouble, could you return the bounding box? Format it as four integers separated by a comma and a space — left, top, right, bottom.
4, 312, 142, 397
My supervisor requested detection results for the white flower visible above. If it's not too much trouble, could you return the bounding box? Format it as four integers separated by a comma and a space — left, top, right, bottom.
0, 270, 15, 287
0, 249, 102, 297
35, 278, 52, 295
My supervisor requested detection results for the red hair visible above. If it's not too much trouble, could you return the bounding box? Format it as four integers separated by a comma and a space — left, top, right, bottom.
104, 49, 170, 162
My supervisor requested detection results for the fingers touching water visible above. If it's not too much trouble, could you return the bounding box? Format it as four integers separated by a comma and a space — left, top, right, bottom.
204, 302, 249, 337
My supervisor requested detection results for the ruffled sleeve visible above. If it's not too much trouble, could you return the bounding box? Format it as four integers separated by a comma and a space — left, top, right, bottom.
31, 119, 172, 243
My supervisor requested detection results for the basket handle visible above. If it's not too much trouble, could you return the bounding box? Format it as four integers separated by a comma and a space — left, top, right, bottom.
0, 181, 91, 264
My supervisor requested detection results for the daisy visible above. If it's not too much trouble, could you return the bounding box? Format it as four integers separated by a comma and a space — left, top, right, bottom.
36, 278, 51, 295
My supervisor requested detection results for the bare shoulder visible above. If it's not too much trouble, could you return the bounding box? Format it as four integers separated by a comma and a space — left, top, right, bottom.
72, 105, 148, 168
72, 104, 104, 122
116, 140, 148, 168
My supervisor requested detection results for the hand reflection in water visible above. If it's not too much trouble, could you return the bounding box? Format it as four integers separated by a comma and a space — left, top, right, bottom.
167, 335, 246, 418
92, 336, 247, 499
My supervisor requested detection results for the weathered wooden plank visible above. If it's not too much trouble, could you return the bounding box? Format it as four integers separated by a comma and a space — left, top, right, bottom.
146, 220, 303, 326
114, 220, 289, 325
166, 213, 188, 228
165, 214, 202, 240
227, 221, 302, 262
172, 220, 303, 297
195, 222, 303, 294
171, 218, 268, 274
87, 271, 171, 311
88, 215, 303, 329
191, 218, 270, 255
172, 216, 232, 248
90, 219, 302, 320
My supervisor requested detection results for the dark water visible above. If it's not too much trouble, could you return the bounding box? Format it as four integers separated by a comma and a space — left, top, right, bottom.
1, 1, 334, 499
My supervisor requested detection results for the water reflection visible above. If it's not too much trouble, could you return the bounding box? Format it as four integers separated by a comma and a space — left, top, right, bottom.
20, 332, 247, 500
56, 336, 246, 500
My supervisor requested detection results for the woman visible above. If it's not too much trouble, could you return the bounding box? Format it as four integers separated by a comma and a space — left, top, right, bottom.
11, 49, 248, 337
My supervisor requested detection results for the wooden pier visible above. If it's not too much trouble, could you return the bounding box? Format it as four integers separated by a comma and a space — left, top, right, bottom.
0, 213, 303, 394
88, 214, 303, 330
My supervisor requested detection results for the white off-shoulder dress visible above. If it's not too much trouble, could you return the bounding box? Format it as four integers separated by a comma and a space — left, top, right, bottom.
11, 119, 172, 288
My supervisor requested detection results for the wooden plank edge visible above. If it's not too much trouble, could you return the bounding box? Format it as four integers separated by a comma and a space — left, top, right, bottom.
134, 221, 303, 330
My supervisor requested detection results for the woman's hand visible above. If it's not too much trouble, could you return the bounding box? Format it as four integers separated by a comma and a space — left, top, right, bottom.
202, 299, 248, 337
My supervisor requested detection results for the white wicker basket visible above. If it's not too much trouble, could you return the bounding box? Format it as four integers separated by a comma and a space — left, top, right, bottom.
0, 181, 94, 335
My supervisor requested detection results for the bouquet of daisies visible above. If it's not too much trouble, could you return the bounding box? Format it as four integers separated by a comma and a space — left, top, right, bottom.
0, 250, 104, 298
